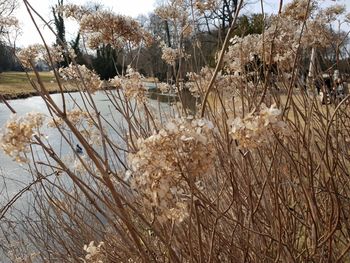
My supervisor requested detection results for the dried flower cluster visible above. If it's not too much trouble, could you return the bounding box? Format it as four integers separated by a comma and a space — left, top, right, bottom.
129, 118, 215, 223
0, 16, 18, 28
186, 66, 231, 97
59, 64, 102, 93
194, 0, 217, 13
282, 0, 317, 21
0, 113, 45, 162
158, 82, 171, 93
121, 67, 147, 102
228, 34, 264, 73
161, 45, 179, 65
57, 4, 89, 20
48, 109, 101, 145
181, 24, 193, 38
60, 5, 152, 48
161, 43, 189, 65
229, 104, 289, 149
107, 75, 122, 89
16, 44, 68, 69
16, 44, 42, 69
155, 0, 188, 20
48, 109, 94, 128
225, 0, 339, 74
83, 241, 105, 262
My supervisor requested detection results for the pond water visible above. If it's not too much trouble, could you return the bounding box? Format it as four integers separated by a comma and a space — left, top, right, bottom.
0, 87, 199, 261
0, 90, 181, 261
0, 89, 196, 202
0, 91, 173, 197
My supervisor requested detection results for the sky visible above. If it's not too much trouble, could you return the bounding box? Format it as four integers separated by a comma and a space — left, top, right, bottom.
13, 0, 350, 47
14, 0, 156, 47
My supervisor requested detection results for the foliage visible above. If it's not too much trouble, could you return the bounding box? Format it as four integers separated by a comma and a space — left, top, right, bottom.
92, 44, 122, 80
52, 0, 68, 67
234, 13, 264, 37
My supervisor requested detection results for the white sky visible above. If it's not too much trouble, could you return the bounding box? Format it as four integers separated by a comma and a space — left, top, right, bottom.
13, 0, 350, 47
14, 0, 156, 47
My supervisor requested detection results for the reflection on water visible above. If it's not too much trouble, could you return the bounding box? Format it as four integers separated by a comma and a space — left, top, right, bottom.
148, 89, 197, 114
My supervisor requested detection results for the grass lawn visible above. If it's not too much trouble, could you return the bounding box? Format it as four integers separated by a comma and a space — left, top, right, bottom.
0, 71, 77, 99
0, 71, 158, 100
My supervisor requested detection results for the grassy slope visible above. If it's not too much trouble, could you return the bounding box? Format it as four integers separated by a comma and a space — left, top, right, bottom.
0, 71, 77, 99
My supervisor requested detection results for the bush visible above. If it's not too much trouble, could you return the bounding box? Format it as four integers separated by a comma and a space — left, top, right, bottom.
1, 0, 350, 262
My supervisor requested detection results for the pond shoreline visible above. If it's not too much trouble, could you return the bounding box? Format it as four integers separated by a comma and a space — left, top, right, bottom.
0, 88, 80, 100
0, 81, 160, 101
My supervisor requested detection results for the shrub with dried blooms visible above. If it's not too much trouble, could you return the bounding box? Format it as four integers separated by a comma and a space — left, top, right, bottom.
59, 63, 102, 93
121, 66, 147, 103
229, 104, 289, 149
16, 44, 68, 69
60, 6, 152, 48
3, 1, 350, 262
0, 112, 44, 162
129, 117, 215, 223
225, 0, 337, 75
160, 42, 190, 65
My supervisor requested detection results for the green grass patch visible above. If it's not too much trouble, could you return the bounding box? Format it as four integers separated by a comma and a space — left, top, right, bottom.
0, 71, 55, 84
0, 71, 77, 99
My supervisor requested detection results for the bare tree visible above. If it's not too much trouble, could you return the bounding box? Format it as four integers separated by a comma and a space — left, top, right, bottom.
0, 0, 17, 17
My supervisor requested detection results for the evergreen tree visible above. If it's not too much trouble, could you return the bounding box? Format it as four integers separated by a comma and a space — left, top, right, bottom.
52, 0, 68, 67
92, 45, 122, 80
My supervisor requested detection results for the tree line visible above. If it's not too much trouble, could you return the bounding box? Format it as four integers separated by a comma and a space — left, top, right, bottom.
0, 0, 349, 79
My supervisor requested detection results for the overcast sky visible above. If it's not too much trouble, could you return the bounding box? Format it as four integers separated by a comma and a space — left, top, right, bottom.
14, 0, 156, 47
13, 0, 350, 47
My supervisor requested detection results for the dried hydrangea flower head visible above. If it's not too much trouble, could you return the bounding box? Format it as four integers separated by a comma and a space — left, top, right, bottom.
59, 63, 102, 93
224, 0, 343, 75
155, 0, 188, 20
158, 82, 171, 93
57, 4, 89, 20
0, 113, 45, 162
161, 45, 178, 65
121, 66, 147, 103
160, 41, 190, 65
60, 5, 152, 49
282, 0, 317, 21
49, 109, 102, 145
83, 241, 105, 262
155, 0, 193, 43
16, 44, 67, 69
16, 44, 42, 69
282, 0, 341, 48
0, 16, 19, 28
186, 66, 231, 97
195, 0, 218, 13
229, 104, 289, 150
225, 34, 262, 73
108, 75, 122, 89
321, 4, 346, 22
129, 117, 216, 223
48, 109, 94, 128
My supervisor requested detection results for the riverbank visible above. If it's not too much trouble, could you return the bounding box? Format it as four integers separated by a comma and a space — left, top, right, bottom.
0, 72, 161, 100
0, 71, 81, 100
